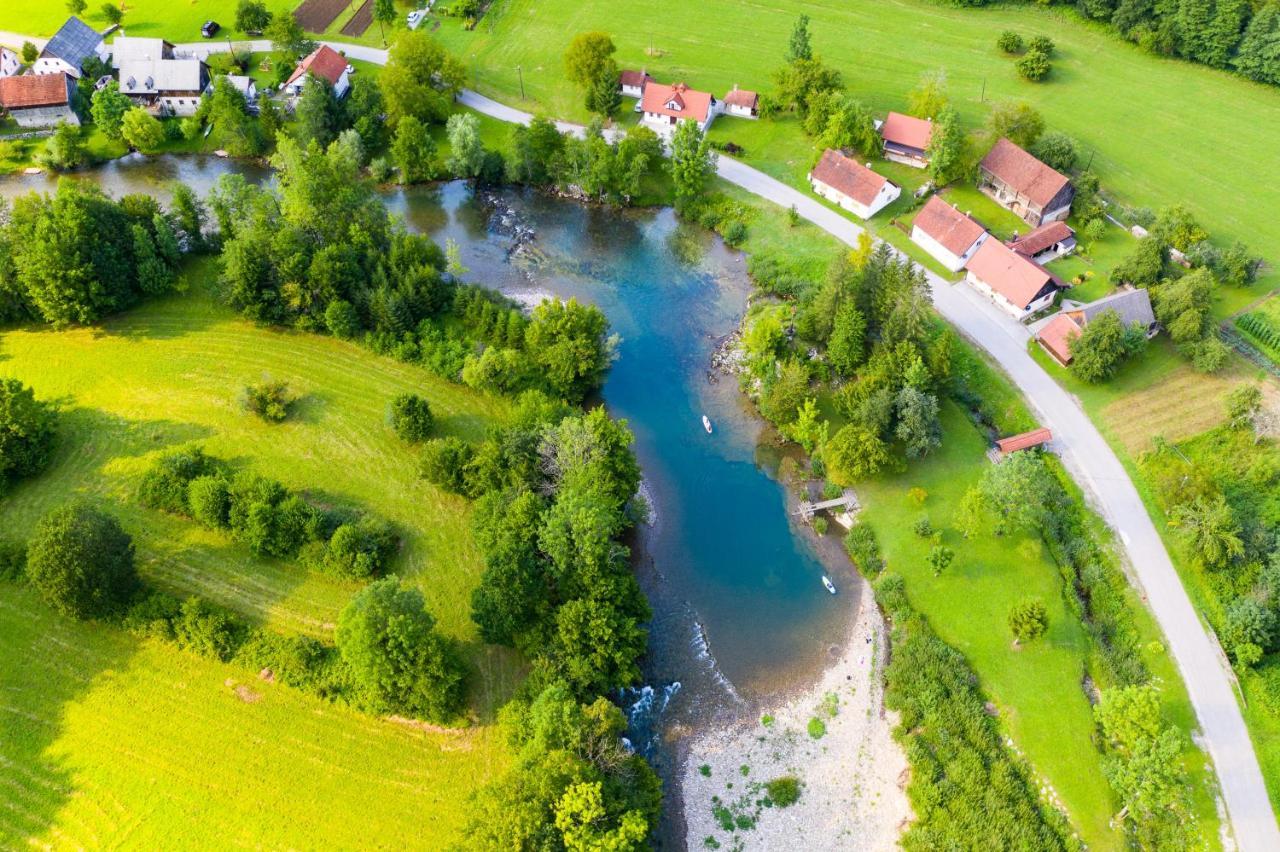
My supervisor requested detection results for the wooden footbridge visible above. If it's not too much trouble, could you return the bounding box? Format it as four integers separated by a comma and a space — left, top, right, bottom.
794, 490, 860, 522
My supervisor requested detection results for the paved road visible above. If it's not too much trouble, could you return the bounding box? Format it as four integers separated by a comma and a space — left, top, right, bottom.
20, 32, 1275, 848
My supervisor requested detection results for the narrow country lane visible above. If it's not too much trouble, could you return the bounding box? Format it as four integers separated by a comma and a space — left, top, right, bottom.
12, 30, 1274, 847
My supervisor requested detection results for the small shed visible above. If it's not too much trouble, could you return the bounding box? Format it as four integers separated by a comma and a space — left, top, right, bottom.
993, 427, 1052, 459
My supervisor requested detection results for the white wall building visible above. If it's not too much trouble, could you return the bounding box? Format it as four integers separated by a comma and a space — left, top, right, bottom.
808, 149, 900, 220
910, 195, 988, 272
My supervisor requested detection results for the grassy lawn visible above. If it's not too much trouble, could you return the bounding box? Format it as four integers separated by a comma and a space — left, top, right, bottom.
854, 402, 1220, 849
428, 0, 1279, 301
0, 584, 509, 848
0, 260, 517, 694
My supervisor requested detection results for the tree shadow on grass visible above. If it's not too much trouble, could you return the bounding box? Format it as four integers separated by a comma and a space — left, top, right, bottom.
0, 585, 137, 847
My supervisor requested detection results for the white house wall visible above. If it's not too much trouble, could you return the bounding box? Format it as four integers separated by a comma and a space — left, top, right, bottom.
912, 227, 986, 272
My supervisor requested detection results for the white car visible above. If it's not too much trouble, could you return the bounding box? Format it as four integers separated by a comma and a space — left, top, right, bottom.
407, 10, 426, 30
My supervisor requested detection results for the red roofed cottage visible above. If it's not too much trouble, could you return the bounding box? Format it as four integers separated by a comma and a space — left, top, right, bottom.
979, 138, 1074, 226
808, 149, 901, 220
618, 69, 653, 99
640, 81, 718, 133
285, 45, 351, 99
911, 196, 988, 271
964, 238, 1062, 319
880, 111, 933, 168
723, 85, 759, 118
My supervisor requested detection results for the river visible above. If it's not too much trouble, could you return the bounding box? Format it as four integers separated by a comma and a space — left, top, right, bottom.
1, 156, 859, 836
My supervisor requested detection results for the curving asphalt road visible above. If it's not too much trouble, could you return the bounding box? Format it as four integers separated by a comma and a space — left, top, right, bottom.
20, 33, 1274, 849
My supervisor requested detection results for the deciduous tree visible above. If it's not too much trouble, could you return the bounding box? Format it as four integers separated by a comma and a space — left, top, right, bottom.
667, 119, 715, 210
26, 502, 138, 619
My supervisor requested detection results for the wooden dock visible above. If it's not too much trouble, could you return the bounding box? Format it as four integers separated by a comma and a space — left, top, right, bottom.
795, 490, 860, 523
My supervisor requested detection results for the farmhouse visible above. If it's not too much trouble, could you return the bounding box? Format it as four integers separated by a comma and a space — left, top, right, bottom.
880, 111, 932, 168
0, 47, 19, 78
723, 86, 759, 118
1007, 220, 1077, 264
110, 36, 175, 69
118, 57, 210, 117
1036, 289, 1157, 366
0, 72, 79, 128
809, 149, 901, 220
284, 45, 352, 99
911, 196, 988, 271
979, 138, 1074, 226
618, 68, 653, 99
964, 238, 1063, 319
640, 81, 718, 133
34, 17, 108, 79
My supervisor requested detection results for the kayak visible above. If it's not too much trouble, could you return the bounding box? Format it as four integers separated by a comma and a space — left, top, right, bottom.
702, 415, 713, 434
822, 575, 837, 595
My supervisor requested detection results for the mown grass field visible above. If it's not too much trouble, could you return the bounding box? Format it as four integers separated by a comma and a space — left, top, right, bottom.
0, 585, 509, 848
855, 403, 1220, 849
433, 0, 1279, 300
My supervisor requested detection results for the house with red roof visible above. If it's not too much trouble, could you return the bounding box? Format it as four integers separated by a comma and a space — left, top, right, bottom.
979, 138, 1074, 226
1035, 289, 1157, 366
640, 81, 718, 134
910, 196, 988, 271
723, 85, 759, 119
0, 72, 78, 128
808, 149, 901, 220
1006, 220, 1077, 264
618, 69, 653, 99
879, 111, 932, 168
284, 45, 351, 99
963, 238, 1063, 319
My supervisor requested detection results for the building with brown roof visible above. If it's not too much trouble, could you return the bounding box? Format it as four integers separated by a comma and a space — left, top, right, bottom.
723, 85, 759, 118
880, 111, 932, 168
640, 81, 718, 133
284, 45, 351, 99
964, 238, 1062, 319
910, 196, 988, 271
808, 149, 901, 220
979, 138, 1074, 226
0, 72, 78, 128
1035, 289, 1157, 365
618, 69, 653, 98
994, 427, 1053, 458
1007, 220, 1077, 264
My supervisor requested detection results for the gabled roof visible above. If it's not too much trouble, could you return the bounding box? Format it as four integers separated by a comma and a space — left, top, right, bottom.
965, 238, 1058, 309
913, 196, 986, 256
118, 58, 208, 94
42, 16, 103, 69
0, 72, 73, 109
1076, 288, 1156, 328
1036, 313, 1082, 365
996, 427, 1052, 454
641, 81, 714, 123
285, 45, 349, 89
724, 86, 758, 108
110, 36, 175, 69
980, 138, 1071, 208
810, 149, 891, 207
880, 111, 932, 151
1008, 220, 1075, 258
618, 68, 652, 88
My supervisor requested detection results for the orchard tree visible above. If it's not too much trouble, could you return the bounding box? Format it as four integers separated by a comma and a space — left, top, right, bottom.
1016, 48, 1052, 82
235, 0, 272, 34
668, 119, 715, 210
1224, 383, 1262, 431
1112, 236, 1166, 287
391, 114, 436, 183
1169, 494, 1243, 570
1008, 597, 1048, 643
26, 502, 139, 620
927, 544, 955, 577
446, 113, 486, 178
90, 82, 132, 141
0, 379, 57, 491
1029, 131, 1079, 172
1070, 310, 1130, 382
121, 108, 165, 154
987, 100, 1044, 148
335, 576, 464, 721
907, 69, 949, 119
563, 32, 616, 87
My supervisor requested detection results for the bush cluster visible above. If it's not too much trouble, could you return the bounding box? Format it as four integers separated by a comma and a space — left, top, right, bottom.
242, 379, 297, 423
0, 378, 58, 494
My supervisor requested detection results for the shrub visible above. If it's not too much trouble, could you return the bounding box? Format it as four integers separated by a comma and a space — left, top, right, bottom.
1016, 49, 1052, 82
233, 630, 344, 693
0, 378, 57, 492
137, 446, 215, 514
765, 776, 802, 807
1029, 131, 1079, 173
123, 590, 182, 640
812, 516, 829, 535
316, 517, 397, 579
336, 576, 465, 721
187, 475, 232, 528
1028, 35, 1055, 56
1008, 597, 1049, 643
997, 30, 1024, 54
227, 472, 319, 557
26, 502, 139, 620
172, 596, 243, 661
324, 299, 360, 339
806, 717, 826, 738
913, 516, 934, 537
419, 437, 476, 495
0, 538, 27, 581
390, 393, 435, 442
243, 378, 296, 422
843, 523, 883, 574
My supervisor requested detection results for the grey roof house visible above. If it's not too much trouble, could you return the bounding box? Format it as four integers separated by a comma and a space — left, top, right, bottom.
34, 17, 108, 79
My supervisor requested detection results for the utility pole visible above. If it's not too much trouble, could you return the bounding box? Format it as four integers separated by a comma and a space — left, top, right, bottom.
1086, 150, 1095, 171
517, 64, 525, 100
980, 76, 986, 102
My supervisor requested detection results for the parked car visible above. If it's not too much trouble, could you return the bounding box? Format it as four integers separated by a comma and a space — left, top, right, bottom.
201, 20, 221, 38
407, 10, 426, 30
